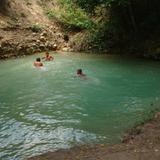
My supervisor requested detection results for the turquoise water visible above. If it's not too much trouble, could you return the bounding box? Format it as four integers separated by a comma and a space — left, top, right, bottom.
0, 53, 160, 159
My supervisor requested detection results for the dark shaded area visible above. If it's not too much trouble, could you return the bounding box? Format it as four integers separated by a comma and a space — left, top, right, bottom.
74, 0, 160, 56
63, 34, 69, 42
110, 0, 160, 36
75, 0, 160, 34
106, 0, 160, 55
75, 0, 100, 13
0, 0, 8, 14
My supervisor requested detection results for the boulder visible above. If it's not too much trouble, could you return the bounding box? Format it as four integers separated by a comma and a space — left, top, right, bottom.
36, 39, 41, 44
45, 41, 50, 47
32, 33, 37, 36
39, 44, 45, 50
40, 31, 47, 37
39, 36, 46, 42
53, 43, 57, 49
62, 47, 69, 52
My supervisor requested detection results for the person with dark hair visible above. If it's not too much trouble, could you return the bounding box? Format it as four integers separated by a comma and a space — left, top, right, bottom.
34, 57, 43, 67
76, 69, 86, 77
42, 52, 54, 61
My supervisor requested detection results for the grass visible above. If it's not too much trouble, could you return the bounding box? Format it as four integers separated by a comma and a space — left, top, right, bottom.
30, 24, 43, 32
46, 0, 96, 31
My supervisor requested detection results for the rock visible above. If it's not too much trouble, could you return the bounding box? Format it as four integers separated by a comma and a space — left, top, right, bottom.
62, 47, 69, 52
26, 47, 34, 54
48, 30, 53, 35
39, 36, 46, 42
49, 26, 53, 30
35, 48, 41, 52
17, 46, 22, 51
45, 41, 50, 47
40, 31, 47, 37
45, 41, 53, 50
39, 44, 45, 50
51, 43, 57, 51
154, 149, 159, 152
100, 144, 105, 147
155, 112, 160, 119
36, 39, 41, 44
57, 33, 63, 38
32, 43, 37, 47
32, 33, 37, 36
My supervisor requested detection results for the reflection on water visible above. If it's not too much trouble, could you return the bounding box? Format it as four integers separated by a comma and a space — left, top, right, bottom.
0, 53, 160, 159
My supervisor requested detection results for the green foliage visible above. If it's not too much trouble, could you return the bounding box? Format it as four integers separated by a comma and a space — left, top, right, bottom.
75, 0, 129, 8
74, 0, 101, 13
46, 0, 160, 52
47, 0, 96, 30
78, 0, 160, 51
46, 10, 55, 18
30, 24, 43, 32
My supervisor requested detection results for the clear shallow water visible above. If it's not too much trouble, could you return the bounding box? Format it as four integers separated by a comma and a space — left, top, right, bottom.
0, 53, 160, 159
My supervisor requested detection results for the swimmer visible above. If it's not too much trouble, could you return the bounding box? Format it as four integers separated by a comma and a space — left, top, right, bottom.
76, 69, 86, 77
42, 52, 54, 61
34, 57, 43, 67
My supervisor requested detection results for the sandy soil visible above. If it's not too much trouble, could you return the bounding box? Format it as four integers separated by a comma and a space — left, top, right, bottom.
28, 112, 160, 160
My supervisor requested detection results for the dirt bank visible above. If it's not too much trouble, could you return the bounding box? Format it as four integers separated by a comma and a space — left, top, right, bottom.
0, 24, 67, 59
0, 0, 74, 59
28, 112, 160, 160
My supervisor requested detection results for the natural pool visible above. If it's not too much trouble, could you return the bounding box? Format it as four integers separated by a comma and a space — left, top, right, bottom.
0, 53, 160, 160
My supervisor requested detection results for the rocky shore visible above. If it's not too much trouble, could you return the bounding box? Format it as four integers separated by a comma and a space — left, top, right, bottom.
0, 24, 74, 59
0, 0, 77, 59
28, 112, 160, 160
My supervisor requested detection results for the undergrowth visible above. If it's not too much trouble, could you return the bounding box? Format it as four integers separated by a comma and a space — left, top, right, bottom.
46, 0, 96, 31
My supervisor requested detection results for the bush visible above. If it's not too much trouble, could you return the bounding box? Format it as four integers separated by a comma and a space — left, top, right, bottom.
46, 0, 96, 31
30, 24, 43, 32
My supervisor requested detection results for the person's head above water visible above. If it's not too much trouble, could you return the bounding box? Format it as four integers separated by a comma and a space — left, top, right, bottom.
76, 69, 86, 77
36, 57, 41, 62
77, 69, 82, 75
44, 52, 54, 61
34, 57, 43, 67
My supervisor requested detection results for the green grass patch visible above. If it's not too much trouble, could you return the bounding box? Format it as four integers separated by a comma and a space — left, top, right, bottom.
30, 24, 43, 32
46, 0, 96, 31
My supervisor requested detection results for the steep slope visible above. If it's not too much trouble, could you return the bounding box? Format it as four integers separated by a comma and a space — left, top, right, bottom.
0, 0, 71, 59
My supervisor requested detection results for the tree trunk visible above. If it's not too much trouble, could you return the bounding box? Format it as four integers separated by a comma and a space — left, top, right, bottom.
128, 1, 137, 33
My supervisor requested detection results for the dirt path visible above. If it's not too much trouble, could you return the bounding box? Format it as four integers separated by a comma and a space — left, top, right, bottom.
28, 112, 160, 160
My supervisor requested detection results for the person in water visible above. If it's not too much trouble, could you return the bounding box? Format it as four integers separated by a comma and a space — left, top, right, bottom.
76, 69, 86, 77
42, 52, 54, 61
34, 57, 43, 67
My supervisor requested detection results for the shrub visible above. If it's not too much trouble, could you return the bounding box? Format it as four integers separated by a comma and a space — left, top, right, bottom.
46, 0, 96, 31
30, 24, 43, 32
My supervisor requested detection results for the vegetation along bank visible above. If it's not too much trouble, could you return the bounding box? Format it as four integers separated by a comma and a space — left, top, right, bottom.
0, 0, 160, 59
